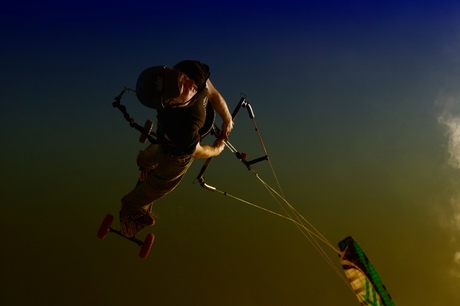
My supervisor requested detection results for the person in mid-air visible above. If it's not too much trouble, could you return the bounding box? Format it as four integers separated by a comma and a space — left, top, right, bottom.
120, 60, 233, 237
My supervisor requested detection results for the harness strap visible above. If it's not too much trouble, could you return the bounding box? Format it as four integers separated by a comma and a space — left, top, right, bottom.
112, 87, 159, 144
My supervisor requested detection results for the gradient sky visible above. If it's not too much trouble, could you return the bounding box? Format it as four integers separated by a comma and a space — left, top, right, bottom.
2, 1, 460, 305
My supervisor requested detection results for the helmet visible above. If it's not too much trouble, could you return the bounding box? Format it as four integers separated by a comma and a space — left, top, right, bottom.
136, 66, 180, 109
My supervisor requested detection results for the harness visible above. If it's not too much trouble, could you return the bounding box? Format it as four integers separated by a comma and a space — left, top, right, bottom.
112, 87, 215, 147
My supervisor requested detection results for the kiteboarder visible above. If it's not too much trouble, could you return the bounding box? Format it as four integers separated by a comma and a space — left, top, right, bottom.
120, 60, 233, 237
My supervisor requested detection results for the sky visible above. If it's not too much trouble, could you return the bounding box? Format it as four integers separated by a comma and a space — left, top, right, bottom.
2, 0, 460, 305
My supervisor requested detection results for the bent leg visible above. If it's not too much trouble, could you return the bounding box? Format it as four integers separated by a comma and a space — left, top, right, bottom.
121, 149, 194, 215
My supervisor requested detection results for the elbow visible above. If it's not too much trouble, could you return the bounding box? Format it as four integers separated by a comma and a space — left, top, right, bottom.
192, 143, 212, 159
192, 143, 221, 159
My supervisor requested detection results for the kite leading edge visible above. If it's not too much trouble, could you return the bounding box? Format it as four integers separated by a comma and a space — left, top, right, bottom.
338, 236, 395, 306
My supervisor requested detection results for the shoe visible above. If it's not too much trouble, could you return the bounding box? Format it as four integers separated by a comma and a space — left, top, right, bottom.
120, 217, 145, 238
135, 210, 156, 227
119, 210, 155, 238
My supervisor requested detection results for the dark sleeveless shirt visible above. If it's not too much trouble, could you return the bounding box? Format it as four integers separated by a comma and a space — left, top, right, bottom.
156, 88, 209, 155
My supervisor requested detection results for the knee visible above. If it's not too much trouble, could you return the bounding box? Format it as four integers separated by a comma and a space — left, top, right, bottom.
137, 148, 158, 170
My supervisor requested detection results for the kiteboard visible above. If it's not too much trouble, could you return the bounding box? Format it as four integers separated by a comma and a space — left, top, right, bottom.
97, 213, 155, 259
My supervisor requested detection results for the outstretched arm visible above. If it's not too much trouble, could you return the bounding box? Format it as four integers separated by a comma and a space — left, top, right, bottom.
207, 79, 233, 141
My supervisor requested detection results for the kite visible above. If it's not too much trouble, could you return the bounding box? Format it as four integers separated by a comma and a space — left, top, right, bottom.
338, 236, 395, 306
